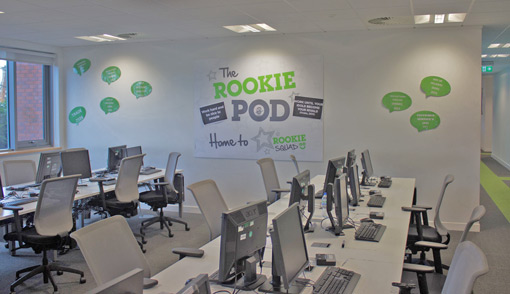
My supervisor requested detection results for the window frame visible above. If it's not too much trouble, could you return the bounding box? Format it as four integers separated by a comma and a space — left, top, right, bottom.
4, 60, 53, 150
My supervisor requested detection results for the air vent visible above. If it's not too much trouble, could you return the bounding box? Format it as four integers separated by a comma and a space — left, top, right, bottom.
368, 17, 413, 25
116, 33, 138, 39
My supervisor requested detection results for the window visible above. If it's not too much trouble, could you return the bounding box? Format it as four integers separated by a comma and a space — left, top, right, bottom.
0, 59, 52, 150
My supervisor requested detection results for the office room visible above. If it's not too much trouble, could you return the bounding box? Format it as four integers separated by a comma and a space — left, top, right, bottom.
0, 0, 509, 293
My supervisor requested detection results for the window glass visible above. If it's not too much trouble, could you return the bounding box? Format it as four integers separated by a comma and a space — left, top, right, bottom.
0, 60, 8, 149
16, 62, 45, 142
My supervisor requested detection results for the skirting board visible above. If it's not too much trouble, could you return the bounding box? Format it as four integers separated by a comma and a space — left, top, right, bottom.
492, 154, 510, 171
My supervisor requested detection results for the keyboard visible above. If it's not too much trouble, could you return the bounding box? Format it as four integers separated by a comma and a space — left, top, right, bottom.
313, 266, 360, 294
367, 196, 386, 207
103, 180, 117, 186
140, 167, 161, 175
378, 178, 392, 188
314, 189, 325, 199
0, 197, 38, 207
355, 222, 386, 242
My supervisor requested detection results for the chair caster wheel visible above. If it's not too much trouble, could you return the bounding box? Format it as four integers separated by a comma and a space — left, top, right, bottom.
169, 233, 174, 238
57, 270, 63, 275
80, 277, 86, 284
185, 226, 190, 231
142, 239, 147, 245
142, 249, 146, 254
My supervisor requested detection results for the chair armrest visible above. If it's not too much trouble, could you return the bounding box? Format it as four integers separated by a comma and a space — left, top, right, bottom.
1, 205, 24, 212
143, 278, 159, 289
402, 263, 435, 273
401, 206, 426, 212
172, 247, 205, 259
413, 205, 432, 210
414, 241, 448, 249
271, 188, 290, 193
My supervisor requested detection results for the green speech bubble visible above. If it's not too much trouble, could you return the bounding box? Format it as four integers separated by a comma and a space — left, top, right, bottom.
69, 106, 86, 125
420, 76, 451, 97
410, 111, 440, 132
101, 66, 121, 85
73, 59, 91, 76
131, 81, 152, 99
382, 92, 412, 113
100, 97, 120, 115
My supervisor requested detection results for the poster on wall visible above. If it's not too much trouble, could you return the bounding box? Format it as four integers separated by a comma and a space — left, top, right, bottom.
194, 55, 324, 161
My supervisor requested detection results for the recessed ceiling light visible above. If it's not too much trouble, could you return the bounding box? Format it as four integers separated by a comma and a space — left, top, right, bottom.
223, 23, 276, 34
0, 11, 4, 14
497, 54, 510, 58
434, 14, 445, 24
414, 15, 431, 24
447, 13, 466, 23
490, 54, 498, 58
488, 43, 501, 48
503, 43, 510, 48
481, 54, 488, 58
75, 34, 126, 42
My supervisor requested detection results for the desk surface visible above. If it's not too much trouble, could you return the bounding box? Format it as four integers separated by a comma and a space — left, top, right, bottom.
0, 169, 170, 221
146, 176, 415, 294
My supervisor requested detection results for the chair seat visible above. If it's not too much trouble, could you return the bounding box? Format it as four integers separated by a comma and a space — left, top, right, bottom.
407, 224, 442, 243
139, 190, 178, 207
4, 226, 62, 247
105, 199, 138, 217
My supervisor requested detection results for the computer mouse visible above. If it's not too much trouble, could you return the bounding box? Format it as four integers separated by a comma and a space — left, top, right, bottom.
360, 218, 374, 223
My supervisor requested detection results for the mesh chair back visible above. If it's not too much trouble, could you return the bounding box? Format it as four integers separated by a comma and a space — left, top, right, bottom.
290, 155, 300, 174
256, 158, 281, 203
434, 174, 454, 237
34, 175, 80, 236
187, 179, 228, 241
71, 215, 151, 286
115, 154, 145, 203
441, 241, 488, 294
2, 159, 36, 186
459, 205, 486, 243
163, 152, 181, 192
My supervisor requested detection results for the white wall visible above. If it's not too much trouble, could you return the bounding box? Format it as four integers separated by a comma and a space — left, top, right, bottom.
492, 68, 510, 169
481, 75, 493, 152
63, 27, 482, 229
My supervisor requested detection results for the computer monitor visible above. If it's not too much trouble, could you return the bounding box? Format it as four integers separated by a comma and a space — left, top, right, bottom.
259, 203, 309, 294
176, 274, 212, 294
35, 151, 62, 184
345, 149, 356, 168
217, 200, 268, 290
107, 145, 127, 172
61, 148, 92, 179
321, 156, 345, 197
0, 174, 4, 199
125, 146, 142, 157
360, 149, 374, 185
328, 174, 353, 236
289, 170, 310, 207
348, 164, 361, 206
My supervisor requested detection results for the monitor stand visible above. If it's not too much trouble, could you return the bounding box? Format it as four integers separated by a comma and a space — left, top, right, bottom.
216, 256, 267, 291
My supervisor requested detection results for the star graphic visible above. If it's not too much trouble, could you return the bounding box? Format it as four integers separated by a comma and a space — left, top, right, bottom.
264, 148, 271, 155
207, 70, 217, 81
251, 127, 275, 152
289, 91, 300, 104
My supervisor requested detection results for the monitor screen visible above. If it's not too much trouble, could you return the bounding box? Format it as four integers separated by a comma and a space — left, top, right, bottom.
348, 164, 361, 206
107, 145, 127, 172
361, 149, 374, 180
289, 169, 310, 207
61, 149, 92, 179
125, 146, 142, 157
35, 152, 62, 183
334, 174, 349, 229
345, 149, 356, 168
322, 156, 345, 196
218, 200, 268, 289
176, 274, 211, 294
269, 203, 309, 291
0, 174, 4, 199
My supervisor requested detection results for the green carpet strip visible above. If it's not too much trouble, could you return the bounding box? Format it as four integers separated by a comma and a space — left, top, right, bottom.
480, 161, 510, 223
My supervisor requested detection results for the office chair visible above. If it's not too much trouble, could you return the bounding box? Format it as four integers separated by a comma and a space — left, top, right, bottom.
256, 158, 290, 204
290, 154, 300, 174
139, 152, 189, 238
71, 215, 158, 290
409, 205, 486, 275
3, 175, 85, 293
398, 241, 489, 294
403, 175, 454, 263
170, 179, 229, 260
96, 154, 146, 251
2, 159, 36, 186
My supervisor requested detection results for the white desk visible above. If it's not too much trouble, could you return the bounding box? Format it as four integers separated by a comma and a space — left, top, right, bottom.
146, 176, 415, 294
0, 169, 171, 222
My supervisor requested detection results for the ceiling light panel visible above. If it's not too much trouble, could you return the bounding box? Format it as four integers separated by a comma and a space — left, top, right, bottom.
223, 23, 276, 33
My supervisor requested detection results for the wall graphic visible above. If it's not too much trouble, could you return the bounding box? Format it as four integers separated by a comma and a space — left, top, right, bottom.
73, 59, 91, 76
131, 81, 152, 99
69, 106, 86, 125
100, 97, 120, 114
194, 55, 323, 161
101, 66, 121, 85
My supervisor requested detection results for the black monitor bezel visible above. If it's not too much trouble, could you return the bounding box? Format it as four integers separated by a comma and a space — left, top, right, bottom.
60, 149, 92, 179
288, 169, 310, 207
35, 151, 62, 183
322, 156, 345, 196
348, 164, 361, 206
107, 145, 127, 172
361, 149, 374, 180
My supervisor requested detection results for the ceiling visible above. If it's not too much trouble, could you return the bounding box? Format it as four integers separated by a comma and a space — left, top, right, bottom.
1, 0, 509, 73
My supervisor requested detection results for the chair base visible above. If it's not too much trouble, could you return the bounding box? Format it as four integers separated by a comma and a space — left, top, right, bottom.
10, 249, 85, 293
140, 208, 189, 238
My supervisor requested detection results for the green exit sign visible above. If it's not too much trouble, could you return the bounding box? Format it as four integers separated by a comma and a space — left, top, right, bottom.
482, 66, 493, 73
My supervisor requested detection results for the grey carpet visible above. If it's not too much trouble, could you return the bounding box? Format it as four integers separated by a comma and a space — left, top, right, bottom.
504, 180, 510, 188
0, 210, 210, 294
482, 156, 510, 177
